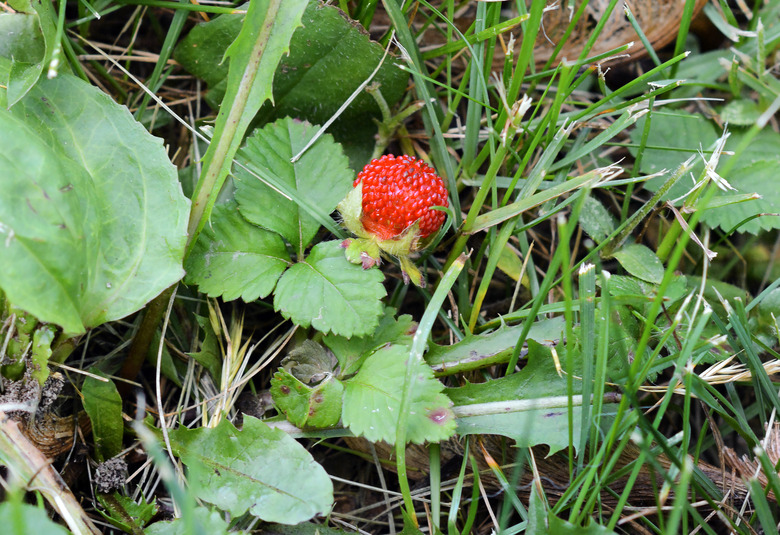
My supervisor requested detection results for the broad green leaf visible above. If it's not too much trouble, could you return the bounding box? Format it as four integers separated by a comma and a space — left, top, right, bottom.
97, 493, 157, 534
446, 341, 577, 406
579, 195, 617, 244
630, 111, 718, 179
323, 307, 415, 376
82, 372, 123, 462
700, 159, 780, 234
185, 202, 291, 301
457, 407, 591, 457
145, 506, 240, 535
234, 118, 352, 252
167, 416, 333, 524
630, 113, 780, 234
720, 99, 763, 126
607, 274, 688, 310
0, 500, 69, 535
0, 0, 57, 107
425, 317, 564, 375
274, 240, 386, 337
457, 400, 617, 456
270, 369, 343, 428
495, 243, 526, 282
685, 275, 750, 320
0, 72, 189, 334
175, 0, 408, 169
342, 344, 455, 444
613, 244, 664, 284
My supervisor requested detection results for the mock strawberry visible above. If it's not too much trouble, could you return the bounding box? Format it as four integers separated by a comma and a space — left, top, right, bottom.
338, 154, 449, 286
355, 154, 448, 240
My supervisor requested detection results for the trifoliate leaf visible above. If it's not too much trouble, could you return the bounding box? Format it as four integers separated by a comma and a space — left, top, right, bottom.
274, 240, 386, 337
167, 416, 333, 524
270, 369, 343, 428
323, 307, 416, 376
342, 344, 455, 444
234, 118, 352, 252
185, 202, 290, 302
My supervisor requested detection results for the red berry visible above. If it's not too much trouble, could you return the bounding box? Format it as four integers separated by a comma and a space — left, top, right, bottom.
353, 154, 448, 241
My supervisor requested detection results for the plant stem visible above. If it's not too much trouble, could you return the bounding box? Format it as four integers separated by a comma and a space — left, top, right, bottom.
118, 286, 174, 393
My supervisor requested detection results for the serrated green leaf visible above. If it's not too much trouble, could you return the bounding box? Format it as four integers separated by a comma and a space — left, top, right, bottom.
175, 0, 407, 169
323, 307, 415, 375
82, 372, 123, 462
425, 317, 564, 374
234, 118, 352, 252
630, 113, 780, 235
0, 73, 189, 334
629, 111, 718, 200
456, 403, 617, 457
167, 416, 333, 524
187, 0, 307, 251
446, 341, 577, 406
700, 158, 780, 234
0, 500, 69, 535
270, 369, 343, 428
145, 506, 239, 535
185, 202, 291, 301
274, 240, 385, 337
613, 244, 664, 284
342, 344, 455, 444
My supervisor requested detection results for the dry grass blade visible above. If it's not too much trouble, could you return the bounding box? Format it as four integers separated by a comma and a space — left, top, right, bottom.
0, 412, 101, 534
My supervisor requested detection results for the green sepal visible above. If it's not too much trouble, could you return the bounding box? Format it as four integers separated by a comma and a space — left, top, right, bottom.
337, 183, 366, 238
398, 255, 424, 287
343, 238, 381, 268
